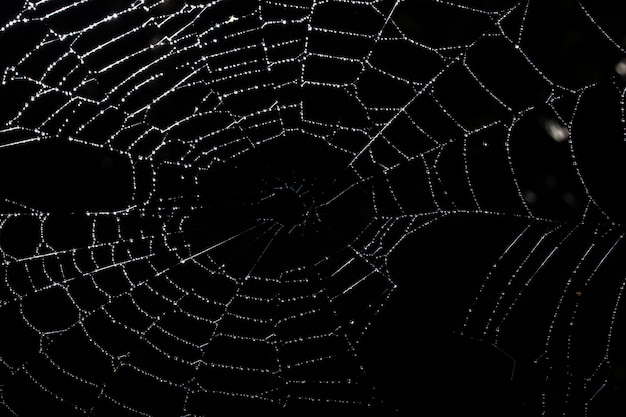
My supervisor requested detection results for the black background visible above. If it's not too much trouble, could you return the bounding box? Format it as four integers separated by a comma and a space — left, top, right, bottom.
0, 0, 625, 415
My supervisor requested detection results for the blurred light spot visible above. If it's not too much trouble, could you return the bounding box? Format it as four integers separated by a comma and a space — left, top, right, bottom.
524, 190, 537, 204
158, 0, 175, 11
544, 120, 569, 142
563, 192, 576, 206
616, 58, 626, 77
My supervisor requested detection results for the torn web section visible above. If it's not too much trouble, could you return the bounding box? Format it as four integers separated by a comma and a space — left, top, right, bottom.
347, 1, 625, 416
459, 3, 626, 416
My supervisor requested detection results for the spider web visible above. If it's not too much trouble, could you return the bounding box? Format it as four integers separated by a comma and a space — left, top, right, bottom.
0, 0, 624, 415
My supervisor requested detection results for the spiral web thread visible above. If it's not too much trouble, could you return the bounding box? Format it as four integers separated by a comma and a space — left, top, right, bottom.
0, 0, 624, 415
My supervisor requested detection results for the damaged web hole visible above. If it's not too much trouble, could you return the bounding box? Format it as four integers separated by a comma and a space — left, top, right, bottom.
255, 182, 317, 229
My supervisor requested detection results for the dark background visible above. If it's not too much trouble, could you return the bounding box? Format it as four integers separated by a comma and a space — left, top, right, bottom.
0, 0, 625, 415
